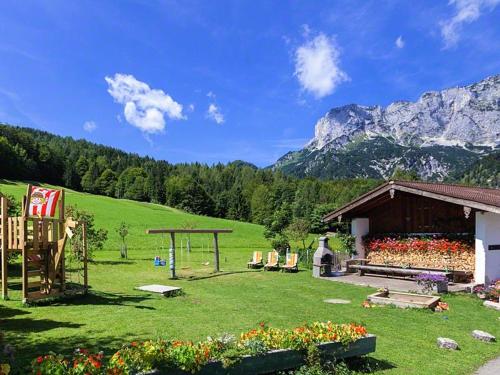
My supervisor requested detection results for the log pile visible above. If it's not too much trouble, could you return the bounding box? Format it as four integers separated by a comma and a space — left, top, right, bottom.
367, 249, 475, 273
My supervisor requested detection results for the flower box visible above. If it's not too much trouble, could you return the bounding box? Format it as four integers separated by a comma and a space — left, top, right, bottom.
142, 335, 376, 375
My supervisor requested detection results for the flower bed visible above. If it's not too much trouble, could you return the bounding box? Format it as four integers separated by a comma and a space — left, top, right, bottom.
31, 322, 373, 375
365, 237, 475, 273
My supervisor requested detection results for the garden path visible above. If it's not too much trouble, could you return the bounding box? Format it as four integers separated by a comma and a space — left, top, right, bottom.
474, 355, 500, 375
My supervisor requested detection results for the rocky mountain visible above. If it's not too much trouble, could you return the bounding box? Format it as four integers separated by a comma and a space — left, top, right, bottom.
274, 75, 500, 181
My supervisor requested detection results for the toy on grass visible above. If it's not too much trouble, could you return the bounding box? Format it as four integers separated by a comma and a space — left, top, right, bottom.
154, 256, 166, 267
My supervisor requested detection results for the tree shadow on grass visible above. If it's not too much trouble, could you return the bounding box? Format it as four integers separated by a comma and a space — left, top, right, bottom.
0, 305, 31, 319
46, 291, 156, 310
185, 269, 261, 281
344, 356, 396, 373
91, 260, 136, 266
2, 317, 83, 333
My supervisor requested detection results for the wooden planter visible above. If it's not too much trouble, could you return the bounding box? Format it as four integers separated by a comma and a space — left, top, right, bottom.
368, 291, 440, 309
143, 335, 376, 375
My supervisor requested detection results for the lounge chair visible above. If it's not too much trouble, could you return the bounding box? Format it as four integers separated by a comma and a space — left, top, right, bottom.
264, 250, 280, 271
247, 251, 264, 269
281, 253, 299, 273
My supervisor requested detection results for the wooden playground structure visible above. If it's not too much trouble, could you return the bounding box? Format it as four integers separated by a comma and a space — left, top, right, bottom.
146, 228, 233, 278
0, 185, 88, 303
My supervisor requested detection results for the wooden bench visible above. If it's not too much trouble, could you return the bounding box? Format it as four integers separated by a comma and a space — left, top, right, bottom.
350, 264, 450, 278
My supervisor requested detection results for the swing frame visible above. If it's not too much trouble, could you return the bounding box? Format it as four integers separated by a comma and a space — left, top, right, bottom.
146, 228, 233, 279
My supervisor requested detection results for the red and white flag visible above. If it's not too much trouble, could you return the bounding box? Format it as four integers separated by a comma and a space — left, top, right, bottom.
28, 186, 61, 218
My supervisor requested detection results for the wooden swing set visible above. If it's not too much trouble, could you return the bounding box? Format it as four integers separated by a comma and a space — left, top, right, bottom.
146, 228, 233, 279
0, 185, 88, 303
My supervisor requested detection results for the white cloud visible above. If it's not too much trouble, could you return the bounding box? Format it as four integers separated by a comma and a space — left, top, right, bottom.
105, 73, 185, 134
83, 120, 97, 133
395, 35, 405, 48
188, 104, 195, 112
206, 91, 216, 99
294, 33, 349, 99
440, 0, 500, 48
206, 103, 224, 124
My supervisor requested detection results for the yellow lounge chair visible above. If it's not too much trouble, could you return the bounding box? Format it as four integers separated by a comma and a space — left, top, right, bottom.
264, 250, 280, 271
281, 253, 299, 272
247, 251, 264, 269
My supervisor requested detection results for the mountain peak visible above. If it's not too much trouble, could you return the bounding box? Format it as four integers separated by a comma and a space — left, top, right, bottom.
275, 74, 500, 181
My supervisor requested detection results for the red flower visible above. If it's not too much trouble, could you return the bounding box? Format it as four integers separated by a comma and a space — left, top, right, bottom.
36, 356, 43, 364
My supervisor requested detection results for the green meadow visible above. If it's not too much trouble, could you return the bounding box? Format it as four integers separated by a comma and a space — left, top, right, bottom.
0, 181, 499, 374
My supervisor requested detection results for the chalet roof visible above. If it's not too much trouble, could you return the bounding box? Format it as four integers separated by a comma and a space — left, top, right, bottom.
323, 180, 500, 222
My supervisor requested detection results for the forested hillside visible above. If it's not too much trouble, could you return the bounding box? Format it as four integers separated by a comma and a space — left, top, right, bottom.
458, 150, 500, 188
0, 123, 381, 234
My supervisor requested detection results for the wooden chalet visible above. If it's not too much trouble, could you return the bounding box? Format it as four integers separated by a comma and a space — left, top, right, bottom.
324, 180, 500, 284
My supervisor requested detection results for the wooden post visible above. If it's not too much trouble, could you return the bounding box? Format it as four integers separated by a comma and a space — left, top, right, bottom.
82, 222, 88, 293
213, 232, 220, 273
21, 216, 28, 302
57, 189, 66, 293
58, 190, 65, 239
23, 184, 32, 219
1, 197, 8, 300
169, 232, 176, 279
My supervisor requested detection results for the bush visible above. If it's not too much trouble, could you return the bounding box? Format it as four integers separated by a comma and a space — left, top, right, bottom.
338, 234, 356, 257
271, 234, 290, 255
65, 205, 108, 261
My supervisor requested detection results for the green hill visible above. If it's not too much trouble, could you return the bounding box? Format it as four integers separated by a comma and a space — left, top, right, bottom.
0, 180, 269, 264
1, 181, 499, 374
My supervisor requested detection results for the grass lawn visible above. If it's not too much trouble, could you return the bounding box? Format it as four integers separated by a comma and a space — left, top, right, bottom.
1, 181, 499, 374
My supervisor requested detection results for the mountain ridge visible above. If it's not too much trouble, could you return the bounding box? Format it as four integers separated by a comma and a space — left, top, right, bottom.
274, 74, 500, 181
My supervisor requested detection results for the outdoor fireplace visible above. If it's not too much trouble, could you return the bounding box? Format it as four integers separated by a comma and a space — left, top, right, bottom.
313, 237, 334, 278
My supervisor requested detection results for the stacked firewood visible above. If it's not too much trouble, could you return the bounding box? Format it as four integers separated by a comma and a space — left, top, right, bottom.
367, 249, 474, 273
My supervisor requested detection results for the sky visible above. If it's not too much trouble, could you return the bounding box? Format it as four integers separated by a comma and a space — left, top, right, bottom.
0, 0, 499, 167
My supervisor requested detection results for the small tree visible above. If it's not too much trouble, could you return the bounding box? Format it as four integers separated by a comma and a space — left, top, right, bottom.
285, 219, 311, 250
116, 222, 130, 259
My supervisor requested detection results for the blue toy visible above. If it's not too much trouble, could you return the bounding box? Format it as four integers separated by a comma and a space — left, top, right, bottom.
154, 256, 166, 267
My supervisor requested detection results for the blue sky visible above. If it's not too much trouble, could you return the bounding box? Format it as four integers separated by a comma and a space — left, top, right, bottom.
0, 0, 499, 167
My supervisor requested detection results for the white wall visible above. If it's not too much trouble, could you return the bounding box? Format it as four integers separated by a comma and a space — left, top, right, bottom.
475, 212, 500, 284
351, 218, 369, 258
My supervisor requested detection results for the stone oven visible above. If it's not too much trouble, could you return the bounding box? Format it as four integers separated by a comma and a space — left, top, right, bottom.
312, 237, 334, 278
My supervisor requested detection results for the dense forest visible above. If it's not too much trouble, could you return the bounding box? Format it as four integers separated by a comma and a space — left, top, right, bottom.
457, 150, 500, 188
2, 122, 497, 249
0, 123, 383, 247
